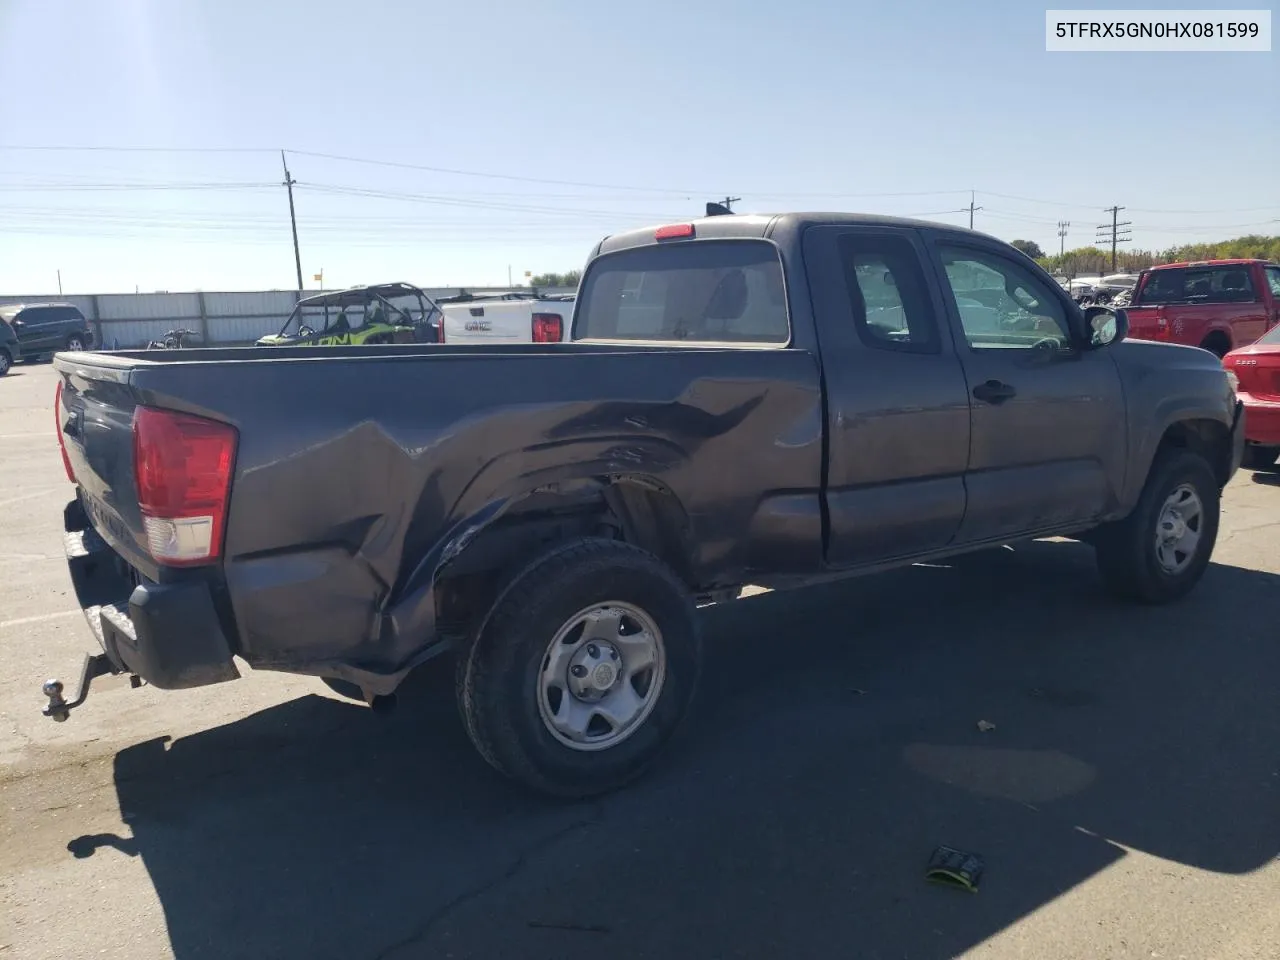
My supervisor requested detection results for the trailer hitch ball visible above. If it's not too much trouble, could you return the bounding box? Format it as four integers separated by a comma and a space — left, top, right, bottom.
43, 679, 70, 722
40, 653, 118, 722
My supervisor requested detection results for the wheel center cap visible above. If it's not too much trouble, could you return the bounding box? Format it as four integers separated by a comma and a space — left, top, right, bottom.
591, 662, 617, 690
566, 641, 622, 700
1161, 511, 1186, 540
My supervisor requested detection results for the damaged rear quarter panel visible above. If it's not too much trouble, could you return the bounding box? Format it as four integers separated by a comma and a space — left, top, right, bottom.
131, 347, 822, 691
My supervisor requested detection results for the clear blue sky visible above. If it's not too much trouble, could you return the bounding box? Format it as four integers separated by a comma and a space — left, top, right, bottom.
0, 0, 1276, 293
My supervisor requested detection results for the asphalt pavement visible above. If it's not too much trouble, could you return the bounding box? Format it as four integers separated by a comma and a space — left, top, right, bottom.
2, 361, 1277, 960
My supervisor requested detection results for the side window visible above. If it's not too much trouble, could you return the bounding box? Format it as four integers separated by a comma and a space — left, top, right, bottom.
937, 244, 1072, 350
836, 234, 940, 354
1263, 266, 1280, 300
19, 310, 49, 326
1208, 267, 1256, 303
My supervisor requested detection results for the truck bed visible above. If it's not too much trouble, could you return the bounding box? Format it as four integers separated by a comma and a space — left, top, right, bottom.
54, 342, 823, 692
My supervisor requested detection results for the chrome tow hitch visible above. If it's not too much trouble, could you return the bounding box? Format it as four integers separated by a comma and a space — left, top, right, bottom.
41, 652, 136, 722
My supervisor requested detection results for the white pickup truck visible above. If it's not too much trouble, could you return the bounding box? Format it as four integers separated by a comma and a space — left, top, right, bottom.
437, 291, 575, 344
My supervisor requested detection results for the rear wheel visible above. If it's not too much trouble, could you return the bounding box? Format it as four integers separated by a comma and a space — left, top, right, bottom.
1093, 449, 1219, 604
456, 538, 700, 798
1242, 445, 1280, 470
1200, 334, 1231, 358
65, 334, 86, 352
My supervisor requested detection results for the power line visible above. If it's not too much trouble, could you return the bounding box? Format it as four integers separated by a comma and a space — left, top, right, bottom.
286, 149, 706, 196
0, 145, 273, 153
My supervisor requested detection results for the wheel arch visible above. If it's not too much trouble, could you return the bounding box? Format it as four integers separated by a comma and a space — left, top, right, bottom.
428, 474, 697, 637
1152, 417, 1235, 489
1199, 328, 1233, 357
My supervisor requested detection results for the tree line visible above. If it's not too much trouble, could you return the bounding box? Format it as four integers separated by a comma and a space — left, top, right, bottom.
1010, 235, 1280, 277
529, 270, 581, 288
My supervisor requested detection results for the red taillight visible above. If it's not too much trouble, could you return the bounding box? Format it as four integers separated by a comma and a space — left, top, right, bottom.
436, 317, 446, 343
54, 381, 76, 483
655, 223, 695, 241
132, 406, 237, 566
532, 312, 563, 343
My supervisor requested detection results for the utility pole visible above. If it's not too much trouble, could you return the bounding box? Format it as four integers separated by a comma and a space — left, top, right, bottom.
1057, 220, 1070, 256
56, 269, 62, 295
281, 151, 304, 293
1095, 206, 1132, 273
967, 191, 983, 229
706, 196, 741, 216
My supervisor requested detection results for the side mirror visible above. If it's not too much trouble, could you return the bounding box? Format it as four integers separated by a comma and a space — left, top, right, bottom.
1084, 305, 1127, 348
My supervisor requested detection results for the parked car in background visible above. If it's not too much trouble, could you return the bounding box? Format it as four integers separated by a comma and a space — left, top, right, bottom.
1223, 318, 1280, 468
46, 212, 1242, 798
1126, 259, 1280, 357
0, 302, 93, 362
437, 290, 575, 343
0, 314, 23, 375
256, 283, 444, 347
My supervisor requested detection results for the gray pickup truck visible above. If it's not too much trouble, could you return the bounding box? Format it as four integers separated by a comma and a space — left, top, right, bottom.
47, 212, 1243, 797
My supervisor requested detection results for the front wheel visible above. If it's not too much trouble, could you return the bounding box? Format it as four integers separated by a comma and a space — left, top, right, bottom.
1093, 449, 1220, 604
456, 538, 701, 798
0, 349, 10, 376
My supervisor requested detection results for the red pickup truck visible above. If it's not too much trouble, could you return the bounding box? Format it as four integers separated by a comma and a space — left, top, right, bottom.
1125, 259, 1280, 357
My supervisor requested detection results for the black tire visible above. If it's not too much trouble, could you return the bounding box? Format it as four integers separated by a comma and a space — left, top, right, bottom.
65, 334, 86, 352
0, 349, 10, 376
1093, 449, 1220, 604
1200, 336, 1230, 359
1242, 445, 1280, 470
456, 538, 700, 798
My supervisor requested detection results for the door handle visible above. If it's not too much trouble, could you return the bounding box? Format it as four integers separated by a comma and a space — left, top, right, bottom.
972, 380, 1017, 404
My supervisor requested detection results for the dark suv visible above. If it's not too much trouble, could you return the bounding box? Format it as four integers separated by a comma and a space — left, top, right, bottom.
0, 303, 94, 364
0, 315, 20, 376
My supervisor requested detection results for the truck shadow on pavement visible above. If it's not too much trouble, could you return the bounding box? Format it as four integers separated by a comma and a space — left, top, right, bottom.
80, 539, 1280, 960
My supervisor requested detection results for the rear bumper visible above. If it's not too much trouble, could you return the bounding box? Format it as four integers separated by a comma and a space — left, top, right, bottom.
63, 499, 240, 690
1236, 392, 1280, 447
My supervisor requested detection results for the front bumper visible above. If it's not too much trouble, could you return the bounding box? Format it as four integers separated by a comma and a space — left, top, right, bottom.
63, 499, 240, 690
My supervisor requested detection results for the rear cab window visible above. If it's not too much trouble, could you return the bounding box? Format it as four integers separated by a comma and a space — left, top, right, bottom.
574, 239, 789, 344
1133, 265, 1258, 305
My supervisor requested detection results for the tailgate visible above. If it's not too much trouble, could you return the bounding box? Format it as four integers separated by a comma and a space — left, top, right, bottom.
441, 301, 535, 343
54, 358, 153, 572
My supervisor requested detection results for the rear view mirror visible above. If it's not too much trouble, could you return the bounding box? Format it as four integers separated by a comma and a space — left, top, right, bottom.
1085, 305, 1128, 348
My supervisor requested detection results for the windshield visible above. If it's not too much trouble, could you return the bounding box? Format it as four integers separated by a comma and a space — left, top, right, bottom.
574, 239, 788, 343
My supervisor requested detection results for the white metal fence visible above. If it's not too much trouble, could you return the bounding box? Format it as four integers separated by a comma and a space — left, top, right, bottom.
0, 286, 576, 349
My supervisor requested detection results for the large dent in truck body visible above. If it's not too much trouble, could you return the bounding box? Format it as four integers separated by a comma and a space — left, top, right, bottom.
145, 348, 822, 695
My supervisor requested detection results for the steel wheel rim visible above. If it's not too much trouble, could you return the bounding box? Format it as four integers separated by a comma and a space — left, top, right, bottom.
0, 352, 8, 374
536, 601, 666, 752
1154, 483, 1203, 575
67, 337, 83, 351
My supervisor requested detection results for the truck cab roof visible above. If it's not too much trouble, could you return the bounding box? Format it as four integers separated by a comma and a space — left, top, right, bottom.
594, 212, 1000, 257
